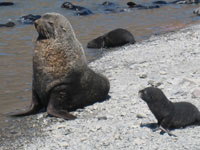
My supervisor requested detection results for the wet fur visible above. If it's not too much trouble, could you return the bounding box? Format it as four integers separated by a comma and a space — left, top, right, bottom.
11, 13, 110, 120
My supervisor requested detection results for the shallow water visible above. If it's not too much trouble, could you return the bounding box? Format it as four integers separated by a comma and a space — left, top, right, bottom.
0, 0, 200, 126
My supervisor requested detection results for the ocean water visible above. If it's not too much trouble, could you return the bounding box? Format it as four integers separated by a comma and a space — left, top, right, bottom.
0, 0, 200, 126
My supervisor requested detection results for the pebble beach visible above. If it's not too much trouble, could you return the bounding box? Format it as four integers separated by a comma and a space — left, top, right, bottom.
1, 23, 200, 150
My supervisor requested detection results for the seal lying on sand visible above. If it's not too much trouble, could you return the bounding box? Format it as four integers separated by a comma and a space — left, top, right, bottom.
11, 12, 110, 120
87, 28, 135, 49
139, 87, 200, 136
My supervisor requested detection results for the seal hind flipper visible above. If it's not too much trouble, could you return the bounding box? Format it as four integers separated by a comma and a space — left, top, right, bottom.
10, 103, 42, 117
10, 89, 42, 117
47, 108, 76, 120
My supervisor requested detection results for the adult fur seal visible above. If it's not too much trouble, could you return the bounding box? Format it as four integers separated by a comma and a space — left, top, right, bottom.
11, 12, 110, 120
87, 28, 135, 49
139, 87, 200, 134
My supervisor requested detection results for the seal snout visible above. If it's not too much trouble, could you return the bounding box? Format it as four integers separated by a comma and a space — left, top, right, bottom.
138, 90, 143, 98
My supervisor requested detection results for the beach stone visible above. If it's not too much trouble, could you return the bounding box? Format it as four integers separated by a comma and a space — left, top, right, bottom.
139, 73, 147, 79
179, 78, 196, 86
136, 113, 147, 119
148, 80, 163, 87
191, 89, 200, 98
98, 116, 107, 120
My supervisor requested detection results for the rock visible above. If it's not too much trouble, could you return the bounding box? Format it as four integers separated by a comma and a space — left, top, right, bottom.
179, 78, 196, 86
139, 74, 147, 79
194, 7, 200, 16
160, 71, 167, 75
136, 113, 147, 118
98, 116, 107, 120
191, 89, 200, 98
148, 80, 162, 87
0, 21, 15, 27
17, 14, 41, 24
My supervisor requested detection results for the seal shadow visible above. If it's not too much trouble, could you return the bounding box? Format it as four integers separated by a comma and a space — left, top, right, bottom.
140, 122, 158, 129
140, 122, 176, 136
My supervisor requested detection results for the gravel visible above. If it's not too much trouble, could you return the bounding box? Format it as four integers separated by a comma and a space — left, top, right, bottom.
1, 23, 200, 150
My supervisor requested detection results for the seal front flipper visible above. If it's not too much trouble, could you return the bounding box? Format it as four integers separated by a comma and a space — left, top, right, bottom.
47, 107, 76, 120
159, 126, 177, 137
47, 84, 76, 120
159, 115, 177, 137
10, 89, 42, 117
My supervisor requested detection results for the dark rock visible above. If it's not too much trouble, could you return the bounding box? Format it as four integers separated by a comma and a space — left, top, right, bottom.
193, 7, 200, 15
153, 1, 168, 4
102, 1, 115, 6
0, 21, 15, 27
127, 2, 160, 9
18, 14, 41, 24
0, 2, 14, 6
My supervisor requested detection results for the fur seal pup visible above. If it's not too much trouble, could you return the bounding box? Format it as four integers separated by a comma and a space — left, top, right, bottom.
139, 87, 200, 135
61, 2, 92, 16
87, 28, 135, 49
0, 21, 15, 27
11, 12, 110, 120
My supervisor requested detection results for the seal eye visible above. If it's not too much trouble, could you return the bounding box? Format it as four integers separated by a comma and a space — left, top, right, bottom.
48, 21, 54, 26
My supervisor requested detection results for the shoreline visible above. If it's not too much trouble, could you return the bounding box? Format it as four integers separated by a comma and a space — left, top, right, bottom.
1, 23, 200, 149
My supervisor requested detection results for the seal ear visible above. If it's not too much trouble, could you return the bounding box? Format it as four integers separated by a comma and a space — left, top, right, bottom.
60, 25, 66, 32
48, 21, 54, 26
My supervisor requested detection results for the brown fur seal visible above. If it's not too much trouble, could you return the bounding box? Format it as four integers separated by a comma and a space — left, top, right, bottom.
139, 87, 200, 135
11, 12, 110, 120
